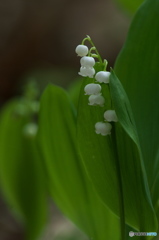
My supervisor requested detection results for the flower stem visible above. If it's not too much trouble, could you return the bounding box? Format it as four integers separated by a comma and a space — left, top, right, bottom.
103, 59, 108, 71
82, 35, 103, 64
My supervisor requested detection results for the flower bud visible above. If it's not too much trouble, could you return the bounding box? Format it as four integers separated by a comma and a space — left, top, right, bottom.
104, 110, 118, 122
80, 56, 95, 67
75, 45, 88, 57
88, 94, 105, 107
95, 71, 110, 83
95, 122, 112, 136
84, 83, 101, 95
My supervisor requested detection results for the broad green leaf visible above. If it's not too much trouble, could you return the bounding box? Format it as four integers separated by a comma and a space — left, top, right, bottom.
38, 84, 120, 240
114, 0, 159, 213
0, 101, 47, 240
109, 70, 157, 232
77, 69, 157, 233
114, 0, 144, 15
77, 78, 120, 213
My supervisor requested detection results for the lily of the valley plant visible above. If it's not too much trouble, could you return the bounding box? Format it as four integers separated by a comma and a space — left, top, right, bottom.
0, 0, 159, 240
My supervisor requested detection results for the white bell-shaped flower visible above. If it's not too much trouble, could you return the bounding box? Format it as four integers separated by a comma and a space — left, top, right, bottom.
78, 66, 87, 76
95, 122, 112, 136
79, 67, 95, 78
75, 45, 88, 57
88, 94, 105, 107
84, 83, 101, 95
80, 56, 95, 67
104, 110, 118, 122
23, 123, 38, 138
95, 71, 110, 83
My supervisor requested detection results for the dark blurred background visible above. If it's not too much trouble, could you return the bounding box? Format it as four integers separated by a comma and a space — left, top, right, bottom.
0, 0, 130, 104
0, 0, 130, 239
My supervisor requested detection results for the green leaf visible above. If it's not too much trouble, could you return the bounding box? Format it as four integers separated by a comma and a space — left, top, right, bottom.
114, 0, 144, 15
109, 70, 157, 232
77, 70, 157, 233
77, 79, 120, 214
0, 100, 47, 240
38, 84, 120, 240
114, 0, 159, 214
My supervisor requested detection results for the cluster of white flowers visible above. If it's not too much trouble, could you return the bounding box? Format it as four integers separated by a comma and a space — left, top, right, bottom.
95, 110, 118, 136
76, 45, 96, 78
75, 45, 111, 82
75, 41, 118, 136
84, 83, 105, 107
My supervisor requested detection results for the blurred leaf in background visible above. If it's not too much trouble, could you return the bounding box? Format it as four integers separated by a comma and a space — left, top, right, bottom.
0, 83, 47, 240
114, 0, 144, 15
67, 77, 83, 109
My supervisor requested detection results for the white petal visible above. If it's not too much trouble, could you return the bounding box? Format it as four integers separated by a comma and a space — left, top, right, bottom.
88, 94, 105, 106
95, 122, 112, 136
78, 66, 88, 76
84, 83, 101, 95
80, 56, 95, 67
75, 45, 88, 57
78, 67, 95, 78
104, 110, 118, 122
85, 67, 95, 78
95, 71, 110, 83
